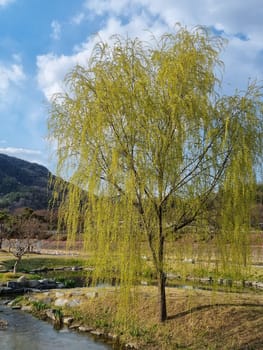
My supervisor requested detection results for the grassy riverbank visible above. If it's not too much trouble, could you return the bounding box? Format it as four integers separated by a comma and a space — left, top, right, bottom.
1, 249, 263, 349
12, 285, 263, 350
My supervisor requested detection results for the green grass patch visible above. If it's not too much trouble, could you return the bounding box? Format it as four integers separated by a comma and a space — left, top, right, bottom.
1, 256, 86, 273
0, 271, 41, 282
32, 300, 49, 311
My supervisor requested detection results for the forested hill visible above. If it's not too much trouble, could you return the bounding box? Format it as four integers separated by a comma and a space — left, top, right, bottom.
0, 153, 54, 211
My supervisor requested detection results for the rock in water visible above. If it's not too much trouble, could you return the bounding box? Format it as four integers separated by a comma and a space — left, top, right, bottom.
0, 318, 8, 329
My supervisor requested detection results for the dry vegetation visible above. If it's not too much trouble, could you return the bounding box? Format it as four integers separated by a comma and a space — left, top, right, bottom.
46, 286, 263, 349
1, 235, 263, 349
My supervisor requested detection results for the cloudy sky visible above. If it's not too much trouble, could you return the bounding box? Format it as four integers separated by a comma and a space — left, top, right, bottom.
0, 0, 262, 171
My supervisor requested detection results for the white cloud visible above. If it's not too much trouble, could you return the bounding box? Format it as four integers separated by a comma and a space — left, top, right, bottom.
0, 147, 42, 155
71, 12, 85, 25
0, 147, 48, 165
0, 0, 14, 7
37, 0, 263, 100
85, 0, 134, 16
0, 61, 26, 114
12, 53, 22, 63
83, 0, 263, 35
83, 0, 263, 51
0, 62, 25, 95
37, 14, 169, 101
51, 20, 61, 40
0, 147, 49, 167
37, 51, 90, 99
220, 36, 262, 94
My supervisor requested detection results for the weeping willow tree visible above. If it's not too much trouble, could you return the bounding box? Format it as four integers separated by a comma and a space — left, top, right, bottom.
48, 26, 263, 322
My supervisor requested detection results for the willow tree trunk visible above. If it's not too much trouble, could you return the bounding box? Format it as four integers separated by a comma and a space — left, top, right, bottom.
157, 206, 167, 322
158, 270, 167, 322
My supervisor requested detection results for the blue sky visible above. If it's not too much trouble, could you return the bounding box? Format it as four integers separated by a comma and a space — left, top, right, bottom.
0, 0, 262, 171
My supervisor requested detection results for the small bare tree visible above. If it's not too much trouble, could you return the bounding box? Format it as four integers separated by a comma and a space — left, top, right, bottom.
9, 208, 40, 273
11, 239, 29, 274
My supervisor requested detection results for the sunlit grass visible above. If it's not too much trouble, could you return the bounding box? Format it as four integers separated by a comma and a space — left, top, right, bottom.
25, 285, 263, 349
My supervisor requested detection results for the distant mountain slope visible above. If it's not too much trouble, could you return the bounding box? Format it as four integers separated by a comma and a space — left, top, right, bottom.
0, 153, 53, 211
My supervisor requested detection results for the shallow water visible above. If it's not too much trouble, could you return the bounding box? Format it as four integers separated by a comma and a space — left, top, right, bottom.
0, 304, 111, 350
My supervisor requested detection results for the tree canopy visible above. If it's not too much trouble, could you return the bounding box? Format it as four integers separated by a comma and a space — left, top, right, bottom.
48, 26, 263, 322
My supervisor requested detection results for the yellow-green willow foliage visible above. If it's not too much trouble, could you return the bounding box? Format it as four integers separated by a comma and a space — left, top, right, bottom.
48, 26, 263, 322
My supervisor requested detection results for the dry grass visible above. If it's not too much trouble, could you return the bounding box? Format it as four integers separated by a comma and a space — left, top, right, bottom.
161, 288, 263, 349
2, 239, 263, 349
142, 287, 263, 349
67, 286, 263, 349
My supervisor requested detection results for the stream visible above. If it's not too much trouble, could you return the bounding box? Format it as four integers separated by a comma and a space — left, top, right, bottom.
0, 303, 112, 350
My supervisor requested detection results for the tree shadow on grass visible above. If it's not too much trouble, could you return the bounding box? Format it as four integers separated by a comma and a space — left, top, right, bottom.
167, 303, 263, 320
